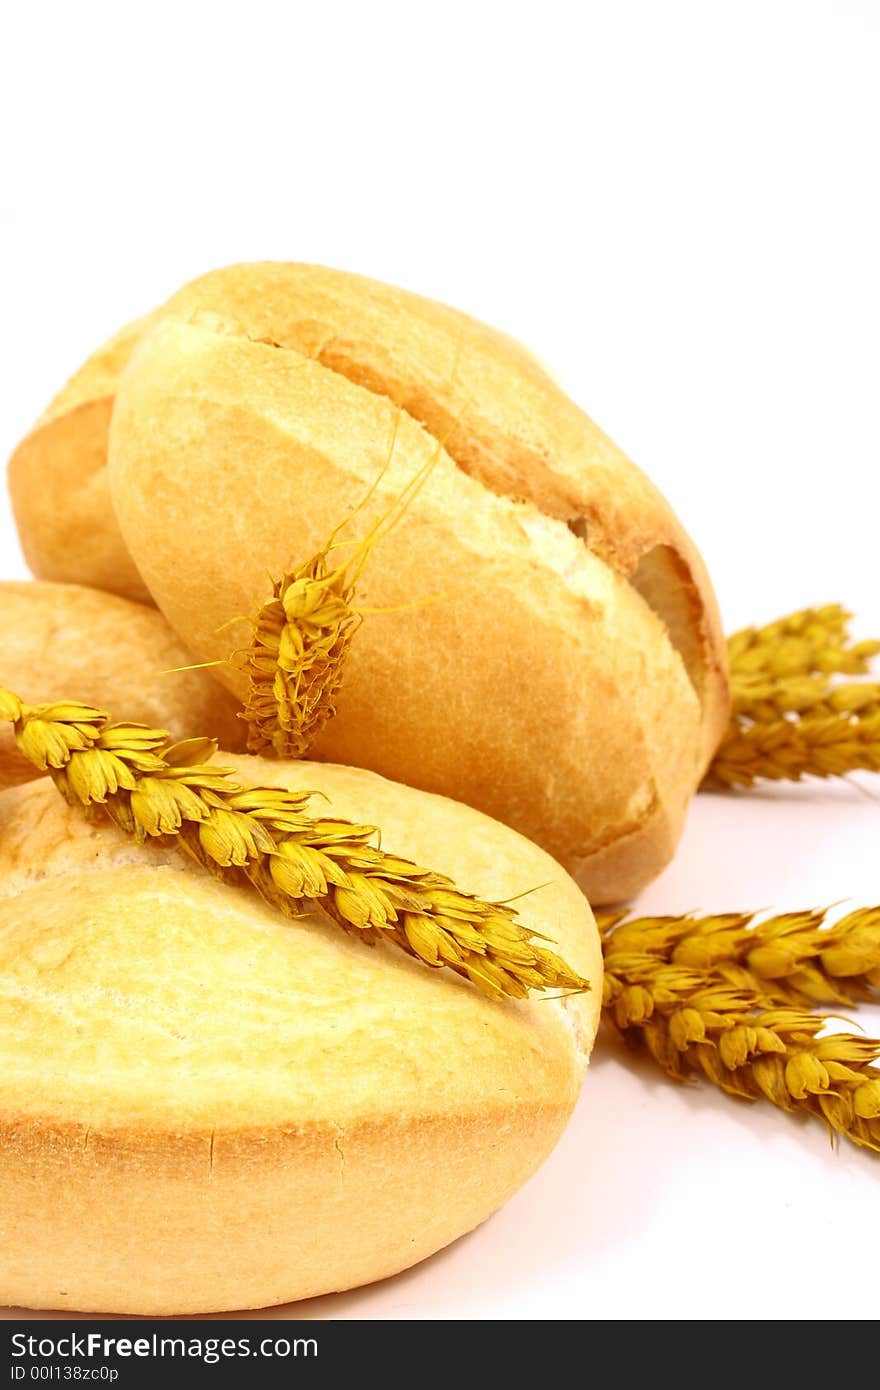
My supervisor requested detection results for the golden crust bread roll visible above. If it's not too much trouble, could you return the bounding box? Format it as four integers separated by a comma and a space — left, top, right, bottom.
0, 758, 600, 1315
0, 580, 245, 787
7, 263, 729, 900
8, 316, 156, 602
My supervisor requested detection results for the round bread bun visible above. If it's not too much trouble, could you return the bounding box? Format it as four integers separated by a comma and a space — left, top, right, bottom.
8, 315, 156, 602
7, 263, 729, 900
0, 755, 600, 1316
0, 581, 245, 787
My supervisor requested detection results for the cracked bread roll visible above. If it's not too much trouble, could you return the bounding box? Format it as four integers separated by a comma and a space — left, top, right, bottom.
0, 580, 245, 788
7, 263, 729, 899
0, 757, 600, 1315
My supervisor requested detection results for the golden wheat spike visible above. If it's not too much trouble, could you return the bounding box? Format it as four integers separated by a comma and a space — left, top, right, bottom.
0, 687, 589, 1003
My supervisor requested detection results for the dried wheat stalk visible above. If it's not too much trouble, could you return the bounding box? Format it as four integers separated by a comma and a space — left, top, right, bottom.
707, 604, 880, 788
598, 908, 880, 1150
240, 549, 360, 759
0, 687, 588, 1003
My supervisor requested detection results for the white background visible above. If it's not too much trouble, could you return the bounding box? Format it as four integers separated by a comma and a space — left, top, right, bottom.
2, 1, 879, 1321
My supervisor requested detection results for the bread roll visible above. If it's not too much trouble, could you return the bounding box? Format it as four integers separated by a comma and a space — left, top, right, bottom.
8, 316, 155, 602
0, 580, 245, 787
0, 756, 600, 1315
7, 263, 730, 899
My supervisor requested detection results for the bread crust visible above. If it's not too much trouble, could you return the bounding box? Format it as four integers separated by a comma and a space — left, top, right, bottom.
2, 1103, 573, 1316
0, 761, 600, 1315
8, 316, 154, 602
0, 581, 245, 787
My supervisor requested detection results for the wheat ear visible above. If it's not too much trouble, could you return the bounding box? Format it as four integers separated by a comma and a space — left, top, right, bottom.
595, 907, 880, 1008
0, 687, 588, 1003
706, 713, 880, 788
599, 916, 880, 1151
239, 425, 445, 760
240, 549, 361, 759
706, 604, 880, 789
726, 604, 880, 683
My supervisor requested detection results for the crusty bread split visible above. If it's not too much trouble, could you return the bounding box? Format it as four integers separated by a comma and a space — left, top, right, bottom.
7, 263, 730, 899
0, 757, 600, 1315
0, 580, 245, 787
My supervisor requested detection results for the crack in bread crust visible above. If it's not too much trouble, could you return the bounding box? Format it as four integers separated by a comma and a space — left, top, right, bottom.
170, 308, 724, 757
188, 315, 715, 735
